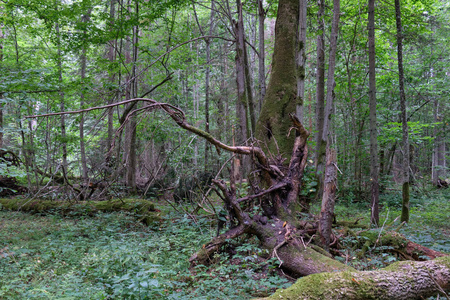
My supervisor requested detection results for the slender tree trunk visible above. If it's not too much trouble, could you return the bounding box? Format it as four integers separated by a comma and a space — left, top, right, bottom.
233, 0, 250, 178
107, 0, 116, 153
234, 0, 249, 145
432, 98, 446, 185
80, 9, 91, 182
296, 0, 307, 122
126, 0, 138, 193
258, 0, 266, 113
314, 0, 325, 181
368, 0, 379, 225
55, 17, 68, 181
316, 0, 340, 199
243, 38, 256, 136
394, 0, 410, 223
321, 0, 340, 154
319, 147, 337, 251
204, 0, 215, 169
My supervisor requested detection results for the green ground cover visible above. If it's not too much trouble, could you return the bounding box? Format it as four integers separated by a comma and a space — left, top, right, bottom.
0, 188, 448, 299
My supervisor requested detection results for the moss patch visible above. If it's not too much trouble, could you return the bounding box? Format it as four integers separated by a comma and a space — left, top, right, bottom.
0, 198, 160, 225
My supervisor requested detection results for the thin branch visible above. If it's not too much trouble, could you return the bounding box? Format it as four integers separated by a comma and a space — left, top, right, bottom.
122, 35, 234, 88
237, 182, 288, 203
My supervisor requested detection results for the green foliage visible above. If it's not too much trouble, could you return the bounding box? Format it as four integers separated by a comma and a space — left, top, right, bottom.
0, 209, 289, 299
330, 188, 449, 271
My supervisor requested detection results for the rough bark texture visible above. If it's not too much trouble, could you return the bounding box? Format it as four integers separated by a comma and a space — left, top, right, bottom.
255, 0, 300, 157
188, 113, 354, 277
368, 0, 379, 226
319, 148, 337, 251
296, 0, 307, 122
234, 0, 249, 145
257, 256, 450, 300
395, 0, 410, 223
314, 0, 325, 182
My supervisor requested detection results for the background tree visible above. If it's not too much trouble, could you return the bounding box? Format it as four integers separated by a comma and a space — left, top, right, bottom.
368, 0, 379, 225
395, 0, 410, 223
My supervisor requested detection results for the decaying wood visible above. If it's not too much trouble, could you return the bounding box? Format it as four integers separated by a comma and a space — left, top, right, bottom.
257, 256, 450, 300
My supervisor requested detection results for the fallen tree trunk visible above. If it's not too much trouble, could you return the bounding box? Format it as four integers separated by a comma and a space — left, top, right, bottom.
256, 256, 450, 300
0, 198, 160, 225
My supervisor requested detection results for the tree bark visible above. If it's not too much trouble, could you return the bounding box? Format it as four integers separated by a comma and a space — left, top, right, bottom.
258, 0, 266, 113
127, 1, 139, 193
394, 0, 410, 223
316, 0, 340, 199
432, 98, 446, 185
80, 9, 91, 182
319, 147, 337, 251
234, 0, 249, 146
296, 0, 307, 122
255, 0, 300, 157
204, 0, 215, 169
107, 0, 116, 156
368, 0, 379, 225
314, 0, 325, 180
55, 11, 68, 182
258, 256, 450, 300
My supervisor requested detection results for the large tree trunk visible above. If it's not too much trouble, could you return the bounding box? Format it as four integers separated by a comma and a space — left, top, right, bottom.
189, 115, 353, 277
257, 256, 450, 300
255, 0, 300, 157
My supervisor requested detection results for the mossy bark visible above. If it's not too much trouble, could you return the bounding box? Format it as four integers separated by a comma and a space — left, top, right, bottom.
256, 256, 450, 300
255, 0, 300, 157
0, 198, 160, 225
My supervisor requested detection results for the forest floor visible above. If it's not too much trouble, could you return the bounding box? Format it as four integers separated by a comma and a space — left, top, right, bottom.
0, 187, 448, 299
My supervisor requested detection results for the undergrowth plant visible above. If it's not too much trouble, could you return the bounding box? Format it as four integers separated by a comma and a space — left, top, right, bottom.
0, 209, 288, 299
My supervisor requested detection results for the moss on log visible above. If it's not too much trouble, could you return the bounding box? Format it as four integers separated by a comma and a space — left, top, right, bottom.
256, 256, 450, 300
0, 198, 160, 226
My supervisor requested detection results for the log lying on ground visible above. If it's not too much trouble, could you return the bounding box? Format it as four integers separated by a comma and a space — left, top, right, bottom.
0, 198, 160, 225
190, 216, 355, 276
256, 256, 450, 300
357, 230, 447, 261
